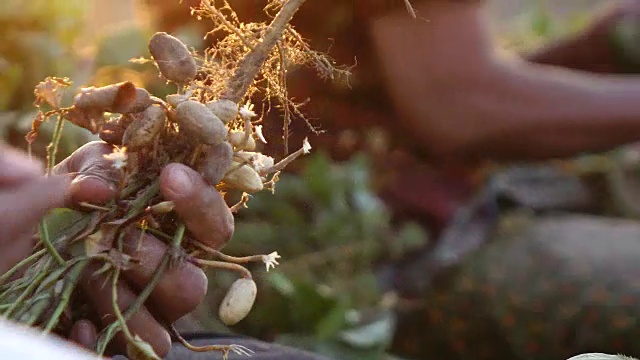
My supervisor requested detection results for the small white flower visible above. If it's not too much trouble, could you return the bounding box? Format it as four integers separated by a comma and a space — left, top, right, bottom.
239, 101, 257, 120
103, 147, 128, 169
262, 251, 281, 272
302, 137, 312, 154
254, 125, 267, 144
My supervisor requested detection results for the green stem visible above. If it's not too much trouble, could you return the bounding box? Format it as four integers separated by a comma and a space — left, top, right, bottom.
0, 279, 31, 304
39, 218, 65, 266
47, 115, 65, 173
171, 224, 186, 248
0, 248, 46, 286
128, 180, 160, 216
24, 294, 53, 326
140, 226, 173, 242
42, 260, 88, 333
3, 269, 49, 319
96, 224, 186, 355
110, 267, 135, 342
12, 290, 52, 324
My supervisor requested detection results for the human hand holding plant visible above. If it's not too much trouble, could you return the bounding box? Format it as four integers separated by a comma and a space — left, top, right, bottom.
0, 141, 234, 357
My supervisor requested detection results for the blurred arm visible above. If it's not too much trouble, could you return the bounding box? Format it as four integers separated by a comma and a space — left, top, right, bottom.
369, 1, 640, 164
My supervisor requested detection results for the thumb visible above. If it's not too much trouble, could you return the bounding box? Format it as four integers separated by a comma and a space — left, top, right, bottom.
0, 175, 72, 243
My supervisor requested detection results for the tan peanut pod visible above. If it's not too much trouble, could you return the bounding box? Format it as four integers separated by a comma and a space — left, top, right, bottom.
223, 161, 264, 193
175, 100, 227, 145
227, 131, 256, 151
125, 88, 153, 113
63, 107, 105, 134
74, 82, 151, 114
148, 32, 197, 85
122, 105, 166, 150
218, 278, 257, 326
166, 93, 189, 108
99, 120, 126, 145
196, 141, 234, 185
117, 113, 135, 129
205, 99, 238, 124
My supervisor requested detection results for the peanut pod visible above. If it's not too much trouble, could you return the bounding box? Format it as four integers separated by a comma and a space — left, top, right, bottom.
175, 100, 227, 145
99, 120, 126, 145
223, 161, 264, 193
228, 131, 256, 151
196, 141, 234, 185
122, 105, 166, 150
218, 278, 257, 326
74, 82, 152, 114
148, 32, 197, 85
205, 99, 238, 124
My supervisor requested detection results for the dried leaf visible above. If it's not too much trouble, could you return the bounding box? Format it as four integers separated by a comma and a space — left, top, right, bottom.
85, 231, 111, 257
25, 111, 45, 144
34, 76, 72, 109
63, 107, 105, 134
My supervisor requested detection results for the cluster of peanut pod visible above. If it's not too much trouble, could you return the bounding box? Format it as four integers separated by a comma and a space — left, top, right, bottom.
61, 32, 311, 332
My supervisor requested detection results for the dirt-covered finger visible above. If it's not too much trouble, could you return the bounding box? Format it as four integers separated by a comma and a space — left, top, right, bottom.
120, 229, 208, 323
80, 262, 172, 358
51, 141, 121, 205
159, 163, 234, 249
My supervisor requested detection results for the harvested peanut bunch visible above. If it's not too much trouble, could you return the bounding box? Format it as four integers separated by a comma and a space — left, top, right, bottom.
4, 0, 351, 359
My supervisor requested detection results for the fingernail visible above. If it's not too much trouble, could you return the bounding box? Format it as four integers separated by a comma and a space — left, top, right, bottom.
167, 166, 193, 197
69, 320, 97, 349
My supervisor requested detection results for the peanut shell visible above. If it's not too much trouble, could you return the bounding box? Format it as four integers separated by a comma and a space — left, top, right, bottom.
223, 161, 264, 193
218, 278, 257, 326
196, 141, 234, 185
175, 100, 227, 145
205, 99, 238, 124
99, 120, 126, 145
227, 131, 256, 151
122, 105, 166, 150
148, 32, 197, 85
74, 82, 152, 114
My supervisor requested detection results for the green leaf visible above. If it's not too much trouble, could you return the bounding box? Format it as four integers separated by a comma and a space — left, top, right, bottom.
42, 208, 88, 243
266, 272, 296, 297
339, 311, 397, 350
315, 296, 350, 340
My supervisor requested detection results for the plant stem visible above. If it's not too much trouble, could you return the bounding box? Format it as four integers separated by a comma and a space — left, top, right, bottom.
3, 268, 49, 319
42, 260, 88, 333
24, 295, 52, 326
110, 267, 134, 342
127, 180, 160, 217
96, 224, 186, 355
221, 0, 307, 103
39, 219, 65, 266
191, 240, 268, 265
169, 323, 254, 356
0, 248, 46, 286
140, 226, 173, 242
189, 258, 252, 279
46, 115, 65, 173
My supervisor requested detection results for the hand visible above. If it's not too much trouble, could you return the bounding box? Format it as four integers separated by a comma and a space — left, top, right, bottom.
0, 143, 72, 274
526, 0, 640, 72
2, 141, 234, 357
582, 0, 640, 39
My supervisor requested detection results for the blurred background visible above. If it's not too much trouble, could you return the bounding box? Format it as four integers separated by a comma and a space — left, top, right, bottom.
6, 1, 640, 360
